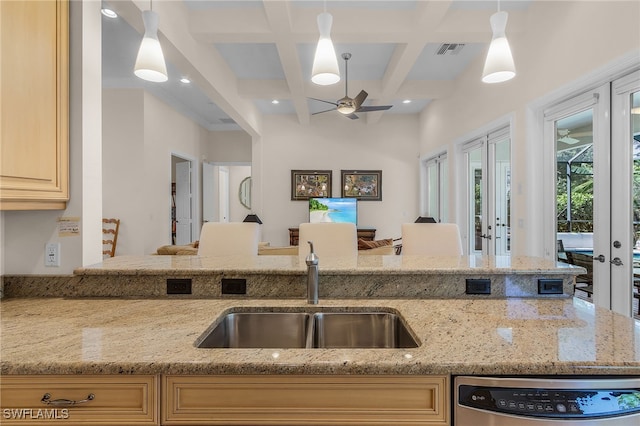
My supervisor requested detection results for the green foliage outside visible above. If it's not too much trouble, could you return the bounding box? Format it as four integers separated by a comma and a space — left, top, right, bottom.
309, 198, 329, 211
557, 159, 640, 235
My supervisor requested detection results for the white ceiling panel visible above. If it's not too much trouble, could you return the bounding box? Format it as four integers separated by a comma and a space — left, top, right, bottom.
101, 0, 541, 131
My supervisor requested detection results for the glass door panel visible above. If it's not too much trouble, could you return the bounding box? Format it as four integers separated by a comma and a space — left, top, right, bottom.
611, 71, 640, 317
492, 137, 511, 255
466, 145, 484, 254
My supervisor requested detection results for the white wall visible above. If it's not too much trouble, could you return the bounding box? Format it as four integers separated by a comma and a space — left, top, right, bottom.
254, 114, 420, 247
419, 0, 640, 256
102, 89, 209, 255
207, 131, 252, 163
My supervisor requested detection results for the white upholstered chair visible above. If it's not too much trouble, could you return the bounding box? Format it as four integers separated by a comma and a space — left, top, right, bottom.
298, 222, 358, 259
401, 223, 463, 256
197, 222, 260, 257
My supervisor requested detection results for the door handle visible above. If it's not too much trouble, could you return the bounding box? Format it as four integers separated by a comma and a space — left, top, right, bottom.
610, 257, 623, 266
480, 234, 492, 240
593, 254, 606, 263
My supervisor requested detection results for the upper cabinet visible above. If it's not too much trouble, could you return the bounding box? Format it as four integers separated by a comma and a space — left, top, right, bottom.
0, 0, 69, 210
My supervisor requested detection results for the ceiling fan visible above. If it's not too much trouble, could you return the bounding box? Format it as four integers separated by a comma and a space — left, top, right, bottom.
309, 53, 392, 120
557, 129, 580, 145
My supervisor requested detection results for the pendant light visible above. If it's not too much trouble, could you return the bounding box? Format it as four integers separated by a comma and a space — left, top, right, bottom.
482, 1, 516, 84
134, 0, 168, 83
311, 1, 340, 86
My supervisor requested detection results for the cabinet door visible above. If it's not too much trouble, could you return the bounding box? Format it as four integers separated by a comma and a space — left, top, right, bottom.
0, 0, 69, 210
0, 375, 159, 425
163, 375, 449, 425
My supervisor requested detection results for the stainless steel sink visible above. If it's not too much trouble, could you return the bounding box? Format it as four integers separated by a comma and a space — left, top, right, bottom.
312, 312, 418, 348
196, 312, 311, 348
196, 309, 419, 349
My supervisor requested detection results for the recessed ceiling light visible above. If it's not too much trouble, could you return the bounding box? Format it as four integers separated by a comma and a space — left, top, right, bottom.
402, 99, 411, 104
271, 99, 280, 104
180, 77, 191, 84
101, 8, 117, 18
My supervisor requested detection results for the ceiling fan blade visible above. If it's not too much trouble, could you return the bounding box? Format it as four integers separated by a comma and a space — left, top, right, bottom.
345, 113, 359, 120
356, 105, 393, 112
353, 90, 368, 109
311, 108, 336, 115
308, 97, 338, 106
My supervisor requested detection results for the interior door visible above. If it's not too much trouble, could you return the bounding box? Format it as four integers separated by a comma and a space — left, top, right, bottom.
202, 162, 216, 223
175, 160, 192, 245
218, 166, 229, 223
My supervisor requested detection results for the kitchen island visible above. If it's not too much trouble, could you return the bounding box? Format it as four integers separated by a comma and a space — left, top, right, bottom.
2, 255, 637, 425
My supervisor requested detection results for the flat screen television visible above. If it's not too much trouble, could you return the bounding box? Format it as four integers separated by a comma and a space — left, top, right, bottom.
309, 197, 357, 225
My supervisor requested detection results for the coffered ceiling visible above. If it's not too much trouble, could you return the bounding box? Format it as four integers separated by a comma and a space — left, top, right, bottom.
102, 0, 533, 132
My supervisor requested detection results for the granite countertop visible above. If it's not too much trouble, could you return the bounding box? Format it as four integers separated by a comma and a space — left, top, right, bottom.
2, 297, 638, 376
74, 254, 583, 276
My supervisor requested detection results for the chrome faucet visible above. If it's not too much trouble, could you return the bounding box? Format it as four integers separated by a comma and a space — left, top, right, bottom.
305, 241, 319, 304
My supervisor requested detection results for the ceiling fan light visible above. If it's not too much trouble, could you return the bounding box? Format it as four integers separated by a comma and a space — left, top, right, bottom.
482, 11, 516, 84
337, 104, 356, 115
311, 12, 340, 86
134, 10, 168, 83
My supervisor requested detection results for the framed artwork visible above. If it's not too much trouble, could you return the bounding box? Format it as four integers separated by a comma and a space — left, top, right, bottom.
291, 170, 332, 200
341, 170, 382, 201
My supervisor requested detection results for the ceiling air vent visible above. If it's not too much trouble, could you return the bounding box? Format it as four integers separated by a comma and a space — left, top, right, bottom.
219, 118, 236, 124
436, 43, 465, 55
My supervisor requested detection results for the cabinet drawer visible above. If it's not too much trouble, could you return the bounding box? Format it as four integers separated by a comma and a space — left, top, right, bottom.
0, 375, 159, 425
163, 375, 449, 425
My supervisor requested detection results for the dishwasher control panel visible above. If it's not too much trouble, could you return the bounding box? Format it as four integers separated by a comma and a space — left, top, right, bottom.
458, 385, 640, 419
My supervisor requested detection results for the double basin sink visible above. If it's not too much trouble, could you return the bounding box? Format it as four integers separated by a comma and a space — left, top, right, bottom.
196, 309, 419, 349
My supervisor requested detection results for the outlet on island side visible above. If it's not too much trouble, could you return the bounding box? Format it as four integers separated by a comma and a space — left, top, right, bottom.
465, 278, 491, 295
167, 278, 192, 295
538, 279, 563, 295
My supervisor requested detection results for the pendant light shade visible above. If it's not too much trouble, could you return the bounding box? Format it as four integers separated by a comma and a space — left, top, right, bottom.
311, 12, 340, 86
482, 11, 516, 84
134, 10, 168, 83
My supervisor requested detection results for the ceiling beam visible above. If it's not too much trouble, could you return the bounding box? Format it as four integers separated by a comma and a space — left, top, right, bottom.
262, 0, 310, 124
367, 0, 453, 124
118, 0, 263, 136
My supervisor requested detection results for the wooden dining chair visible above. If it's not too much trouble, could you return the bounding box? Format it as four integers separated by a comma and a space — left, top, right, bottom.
102, 218, 121, 258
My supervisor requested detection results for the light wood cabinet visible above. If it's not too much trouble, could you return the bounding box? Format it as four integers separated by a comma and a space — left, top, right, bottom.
162, 375, 449, 425
0, 0, 69, 210
0, 375, 159, 425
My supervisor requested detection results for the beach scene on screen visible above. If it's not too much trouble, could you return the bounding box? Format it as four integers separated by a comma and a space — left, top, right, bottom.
309, 198, 357, 224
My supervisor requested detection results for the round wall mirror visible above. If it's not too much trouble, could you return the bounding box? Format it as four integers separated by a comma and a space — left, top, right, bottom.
239, 176, 251, 209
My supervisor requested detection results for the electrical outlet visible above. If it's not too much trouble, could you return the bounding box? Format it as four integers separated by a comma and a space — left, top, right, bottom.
45, 243, 60, 267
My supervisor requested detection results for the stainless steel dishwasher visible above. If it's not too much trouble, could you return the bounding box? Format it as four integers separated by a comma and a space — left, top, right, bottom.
454, 376, 640, 425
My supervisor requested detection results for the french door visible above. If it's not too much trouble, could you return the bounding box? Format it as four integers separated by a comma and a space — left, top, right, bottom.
546, 71, 640, 317
462, 127, 511, 256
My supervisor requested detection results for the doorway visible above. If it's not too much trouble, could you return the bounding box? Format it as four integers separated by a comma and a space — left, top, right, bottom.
422, 153, 449, 222
461, 127, 511, 256
171, 155, 194, 245
202, 162, 252, 225
545, 70, 640, 317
